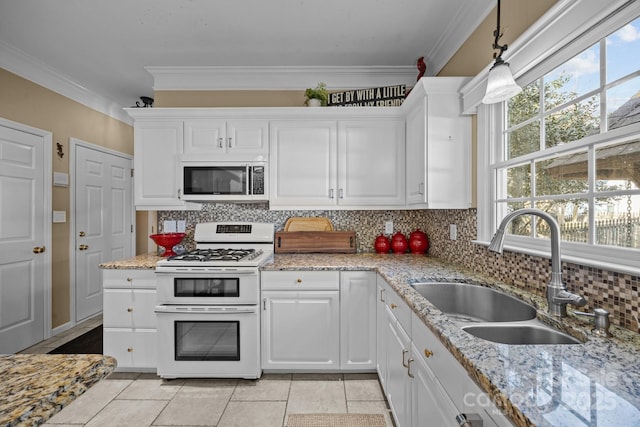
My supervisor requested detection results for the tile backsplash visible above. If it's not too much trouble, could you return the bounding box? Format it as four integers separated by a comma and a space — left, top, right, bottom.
158, 204, 639, 333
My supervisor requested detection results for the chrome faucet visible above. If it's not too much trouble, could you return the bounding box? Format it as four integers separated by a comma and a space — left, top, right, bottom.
488, 208, 587, 317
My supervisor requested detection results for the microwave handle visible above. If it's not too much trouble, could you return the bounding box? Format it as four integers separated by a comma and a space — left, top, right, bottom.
248, 165, 253, 196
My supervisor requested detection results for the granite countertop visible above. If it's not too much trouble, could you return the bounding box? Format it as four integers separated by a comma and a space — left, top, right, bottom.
0, 354, 117, 426
102, 252, 640, 426
99, 252, 163, 269
262, 253, 640, 427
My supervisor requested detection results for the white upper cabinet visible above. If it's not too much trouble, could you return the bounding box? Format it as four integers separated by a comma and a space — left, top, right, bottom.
270, 117, 405, 209
404, 78, 471, 209
183, 119, 268, 159
338, 120, 405, 206
133, 120, 197, 210
270, 120, 338, 206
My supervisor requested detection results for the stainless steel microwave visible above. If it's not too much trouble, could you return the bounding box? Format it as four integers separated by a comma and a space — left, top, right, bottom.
180, 161, 268, 202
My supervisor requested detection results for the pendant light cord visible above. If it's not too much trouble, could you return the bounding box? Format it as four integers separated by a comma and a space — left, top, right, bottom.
492, 0, 508, 62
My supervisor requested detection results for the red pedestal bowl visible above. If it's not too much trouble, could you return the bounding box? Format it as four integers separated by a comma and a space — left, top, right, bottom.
149, 233, 186, 257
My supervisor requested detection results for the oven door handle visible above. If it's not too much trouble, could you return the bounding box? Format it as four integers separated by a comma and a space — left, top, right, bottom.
155, 305, 258, 314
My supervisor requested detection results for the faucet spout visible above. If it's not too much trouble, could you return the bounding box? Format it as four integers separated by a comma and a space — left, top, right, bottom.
488, 208, 586, 318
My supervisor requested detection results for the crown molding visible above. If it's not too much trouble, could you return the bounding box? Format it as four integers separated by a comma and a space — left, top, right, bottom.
146, 66, 418, 91
0, 41, 132, 125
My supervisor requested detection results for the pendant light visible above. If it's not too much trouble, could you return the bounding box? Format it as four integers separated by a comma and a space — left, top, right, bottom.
482, 0, 522, 104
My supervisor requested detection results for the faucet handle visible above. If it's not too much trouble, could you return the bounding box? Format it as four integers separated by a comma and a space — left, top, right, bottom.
575, 308, 611, 337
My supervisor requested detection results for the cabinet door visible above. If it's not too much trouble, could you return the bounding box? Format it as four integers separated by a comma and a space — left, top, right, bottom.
269, 121, 337, 207
410, 341, 460, 427
376, 278, 388, 392
385, 305, 411, 427
134, 120, 185, 209
338, 120, 405, 206
183, 119, 226, 154
340, 271, 376, 370
405, 95, 428, 205
425, 93, 470, 209
262, 290, 340, 370
227, 119, 268, 156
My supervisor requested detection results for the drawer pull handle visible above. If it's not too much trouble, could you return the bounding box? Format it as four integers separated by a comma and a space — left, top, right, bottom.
402, 348, 409, 367
277, 236, 281, 248
127, 308, 133, 312
424, 349, 434, 358
127, 347, 133, 352
407, 358, 415, 378
380, 289, 385, 303
390, 303, 397, 309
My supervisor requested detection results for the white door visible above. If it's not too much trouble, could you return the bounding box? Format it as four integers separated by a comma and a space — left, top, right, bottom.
74, 141, 133, 322
0, 123, 50, 353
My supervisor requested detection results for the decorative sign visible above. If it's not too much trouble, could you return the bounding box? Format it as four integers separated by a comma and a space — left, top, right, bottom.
327, 84, 406, 107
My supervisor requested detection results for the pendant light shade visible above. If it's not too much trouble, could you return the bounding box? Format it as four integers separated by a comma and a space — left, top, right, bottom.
482, 0, 522, 104
482, 60, 522, 104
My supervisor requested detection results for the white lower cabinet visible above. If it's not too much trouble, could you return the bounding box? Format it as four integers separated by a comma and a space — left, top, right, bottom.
340, 271, 376, 370
261, 271, 340, 370
102, 269, 157, 371
377, 274, 513, 427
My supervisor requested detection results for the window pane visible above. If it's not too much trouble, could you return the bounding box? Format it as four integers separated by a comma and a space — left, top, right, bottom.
507, 121, 540, 159
606, 17, 640, 83
544, 44, 600, 106
595, 196, 640, 248
607, 76, 640, 130
595, 139, 640, 189
536, 154, 589, 196
544, 97, 600, 149
499, 201, 533, 237
508, 80, 540, 126
535, 200, 588, 243
507, 164, 531, 198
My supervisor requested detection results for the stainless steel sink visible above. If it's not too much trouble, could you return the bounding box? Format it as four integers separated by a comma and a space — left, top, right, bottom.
462, 323, 582, 345
411, 282, 537, 322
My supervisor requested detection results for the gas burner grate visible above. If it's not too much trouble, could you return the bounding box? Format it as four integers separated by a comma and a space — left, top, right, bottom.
168, 248, 256, 262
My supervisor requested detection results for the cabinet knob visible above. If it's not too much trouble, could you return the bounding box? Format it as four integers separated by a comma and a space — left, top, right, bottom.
127, 307, 133, 312
126, 277, 133, 282
296, 278, 302, 283
390, 303, 398, 309
424, 349, 434, 358
127, 347, 133, 352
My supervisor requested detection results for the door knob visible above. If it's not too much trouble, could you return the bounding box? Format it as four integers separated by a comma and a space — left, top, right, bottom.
79, 231, 86, 237
79, 244, 89, 250
33, 246, 46, 254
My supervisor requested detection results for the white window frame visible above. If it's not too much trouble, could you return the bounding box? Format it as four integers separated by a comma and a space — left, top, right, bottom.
467, 0, 640, 276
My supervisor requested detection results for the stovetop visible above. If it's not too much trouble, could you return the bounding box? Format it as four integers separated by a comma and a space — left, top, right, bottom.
168, 248, 263, 263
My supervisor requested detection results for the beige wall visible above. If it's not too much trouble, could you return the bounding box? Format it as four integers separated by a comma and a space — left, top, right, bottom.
0, 68, 133, 328
155, 90, 307, 108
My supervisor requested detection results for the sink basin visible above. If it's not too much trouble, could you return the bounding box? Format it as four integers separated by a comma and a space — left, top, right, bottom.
411, 282, 536, 322
462, 324, 582, 345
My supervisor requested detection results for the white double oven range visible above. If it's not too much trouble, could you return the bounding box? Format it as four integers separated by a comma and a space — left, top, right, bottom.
154, 222, 274, 379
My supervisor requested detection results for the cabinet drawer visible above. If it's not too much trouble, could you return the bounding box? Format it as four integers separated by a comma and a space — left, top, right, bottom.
103, 328, 157, 369
261, 271, 339, 290
103, 269, 156, 289
411, 312, 466, 406
104, 289, 156, 328
380, 279, 411, 334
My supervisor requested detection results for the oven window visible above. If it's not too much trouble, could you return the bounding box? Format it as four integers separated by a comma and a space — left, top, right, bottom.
175, 321, 240, 361
174, 278, 240, 298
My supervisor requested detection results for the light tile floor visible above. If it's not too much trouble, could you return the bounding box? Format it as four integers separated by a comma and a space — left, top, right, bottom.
20, 318, 394, 427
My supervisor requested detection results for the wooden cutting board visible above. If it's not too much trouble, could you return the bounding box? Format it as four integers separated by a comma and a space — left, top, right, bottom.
275, 231, 356, 253
283, 217, 333, 232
